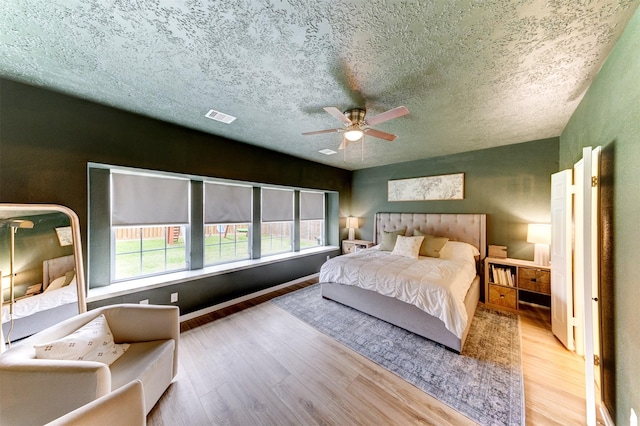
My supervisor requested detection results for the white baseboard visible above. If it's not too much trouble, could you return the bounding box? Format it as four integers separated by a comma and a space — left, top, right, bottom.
179, 273, 319, 322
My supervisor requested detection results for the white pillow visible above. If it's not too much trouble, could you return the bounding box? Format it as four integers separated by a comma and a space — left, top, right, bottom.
44, 275, 67, 293
390, 235, 424, 259
34, 314, 129, 365
439, 241, 480, 262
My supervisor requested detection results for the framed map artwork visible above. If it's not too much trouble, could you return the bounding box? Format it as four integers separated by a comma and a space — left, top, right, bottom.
388, 173, 464, 201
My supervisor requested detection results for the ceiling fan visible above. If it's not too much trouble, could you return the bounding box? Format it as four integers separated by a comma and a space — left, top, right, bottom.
302, 106, 409, 150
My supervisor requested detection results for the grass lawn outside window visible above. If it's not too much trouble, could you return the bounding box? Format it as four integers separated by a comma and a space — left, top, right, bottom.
114, 226, 186, 281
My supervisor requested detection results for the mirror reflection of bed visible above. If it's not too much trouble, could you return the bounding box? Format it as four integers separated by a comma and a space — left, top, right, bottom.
0, 205, 86, 348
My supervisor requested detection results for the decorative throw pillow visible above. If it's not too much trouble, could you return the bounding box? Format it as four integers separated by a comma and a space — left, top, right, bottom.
63, 270, 76, 285
34, 314, 129, 365
379, 228, 407, 251
44, 275, 67, 293
439, 241, 480, 261
413, 230, 449, 258
390, 235, 424, 259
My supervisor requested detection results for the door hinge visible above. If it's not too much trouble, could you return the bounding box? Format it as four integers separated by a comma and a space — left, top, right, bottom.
592, 176, 598, 187
594, 354, 601, 366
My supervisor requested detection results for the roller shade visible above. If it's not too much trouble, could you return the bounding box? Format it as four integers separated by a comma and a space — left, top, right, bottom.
111, 172, 189, 226
204, 182, 252, 223
300, 191, 324, 220
262, 188, 293, 222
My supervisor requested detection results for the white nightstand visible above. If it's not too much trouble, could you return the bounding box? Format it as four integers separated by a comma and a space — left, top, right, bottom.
341, 239, 374, 254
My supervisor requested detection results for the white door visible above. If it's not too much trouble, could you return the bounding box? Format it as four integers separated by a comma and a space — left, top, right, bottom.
581, 146, 601, 425
574, 160, 585, 356
590, 147, 601, 398
550, 169, 574, 350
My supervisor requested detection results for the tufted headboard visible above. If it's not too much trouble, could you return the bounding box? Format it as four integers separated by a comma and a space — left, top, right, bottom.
374, 213, 487, 259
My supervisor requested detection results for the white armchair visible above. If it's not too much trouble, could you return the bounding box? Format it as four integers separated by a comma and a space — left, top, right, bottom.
0, 304, 179, 425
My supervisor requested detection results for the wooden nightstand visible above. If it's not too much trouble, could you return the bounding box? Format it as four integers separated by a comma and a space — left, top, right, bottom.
342, 239, 374, 255
484, 257, 551, 310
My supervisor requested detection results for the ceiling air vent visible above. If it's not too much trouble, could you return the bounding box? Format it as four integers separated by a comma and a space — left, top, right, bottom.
205, 109, 236, 124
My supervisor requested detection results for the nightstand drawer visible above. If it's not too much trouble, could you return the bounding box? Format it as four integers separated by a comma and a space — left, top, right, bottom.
518, 268, 550, 294
342, 240, 374, 255
488, 285, 517, 310
343, 243, 355, 254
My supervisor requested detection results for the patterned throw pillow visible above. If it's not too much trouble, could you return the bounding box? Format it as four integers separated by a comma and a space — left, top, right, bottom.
34, 314, 129, 365
390, 235, 424, 259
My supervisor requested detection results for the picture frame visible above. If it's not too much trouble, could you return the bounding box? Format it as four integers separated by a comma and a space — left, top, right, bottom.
55, 226, 73, 246
388, 172, 464, 201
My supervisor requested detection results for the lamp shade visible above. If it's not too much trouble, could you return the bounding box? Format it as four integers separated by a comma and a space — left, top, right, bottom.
344, 129, 364, 141
527, 224, 551, 245
346, 217, 359, 229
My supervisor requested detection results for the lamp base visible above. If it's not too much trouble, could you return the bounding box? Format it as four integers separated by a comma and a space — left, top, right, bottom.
533, 244, 550, 266
348, 228, 355, 240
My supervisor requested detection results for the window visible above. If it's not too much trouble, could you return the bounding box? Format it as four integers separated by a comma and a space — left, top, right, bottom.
114, 226, 186, 280
261, 188, 293, 256
300, 191, 324, 248
90, 163, 333, 288
204, 182, 252, 265
111, 172, 189, 281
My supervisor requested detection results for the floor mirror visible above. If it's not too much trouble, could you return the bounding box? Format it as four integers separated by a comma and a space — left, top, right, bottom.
0, 204, 86, 350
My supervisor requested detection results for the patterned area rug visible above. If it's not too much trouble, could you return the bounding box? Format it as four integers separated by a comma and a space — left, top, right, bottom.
271, 284, 524, 426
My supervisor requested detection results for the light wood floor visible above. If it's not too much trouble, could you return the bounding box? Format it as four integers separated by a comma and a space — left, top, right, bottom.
147, 279, 593, 425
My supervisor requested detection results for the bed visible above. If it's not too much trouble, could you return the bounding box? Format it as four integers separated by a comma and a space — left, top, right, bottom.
2, 255, 79, 342
320, 213, 486, 353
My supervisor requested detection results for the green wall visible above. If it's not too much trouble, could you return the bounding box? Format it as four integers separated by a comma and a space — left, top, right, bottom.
0, 78, 349, 314
351, 138, 559, 262
559, 7, 640, 423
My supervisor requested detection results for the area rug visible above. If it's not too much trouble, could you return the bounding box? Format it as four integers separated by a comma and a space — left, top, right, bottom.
271, 284, 524, 426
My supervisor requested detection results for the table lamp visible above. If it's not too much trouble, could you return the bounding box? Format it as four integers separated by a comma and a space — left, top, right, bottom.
527, 223, 551, 266
346, 217, 359, 240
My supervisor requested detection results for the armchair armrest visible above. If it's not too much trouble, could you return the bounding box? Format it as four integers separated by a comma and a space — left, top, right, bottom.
0, 359, 111, 425
45, 379, 145, 426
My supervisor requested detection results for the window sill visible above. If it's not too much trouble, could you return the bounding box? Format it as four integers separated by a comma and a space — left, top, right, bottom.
87, 245, 338, 303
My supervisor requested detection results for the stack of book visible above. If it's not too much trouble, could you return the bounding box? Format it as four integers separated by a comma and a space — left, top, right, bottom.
490, 265, 515, 286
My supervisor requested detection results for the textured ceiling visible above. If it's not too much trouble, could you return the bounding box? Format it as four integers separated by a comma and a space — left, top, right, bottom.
1, 0, 638, 170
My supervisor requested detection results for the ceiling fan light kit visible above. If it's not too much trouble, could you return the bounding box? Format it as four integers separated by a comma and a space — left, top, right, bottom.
344, 128, 364, 141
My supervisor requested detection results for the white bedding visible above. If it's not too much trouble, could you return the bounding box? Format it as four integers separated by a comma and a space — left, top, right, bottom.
1, 285, 77, 324
319, 248, 477, 338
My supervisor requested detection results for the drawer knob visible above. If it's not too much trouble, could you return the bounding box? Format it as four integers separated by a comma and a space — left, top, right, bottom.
500, 295, 505, 298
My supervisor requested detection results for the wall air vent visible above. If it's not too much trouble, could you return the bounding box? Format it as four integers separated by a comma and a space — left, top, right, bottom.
205, 109, 236, 124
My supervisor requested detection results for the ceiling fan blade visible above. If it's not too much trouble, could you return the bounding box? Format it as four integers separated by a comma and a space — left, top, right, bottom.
364, 128, 397, 141
364, 106, 409, 126
302, 128, 340, 136
323, 107, 352, 125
